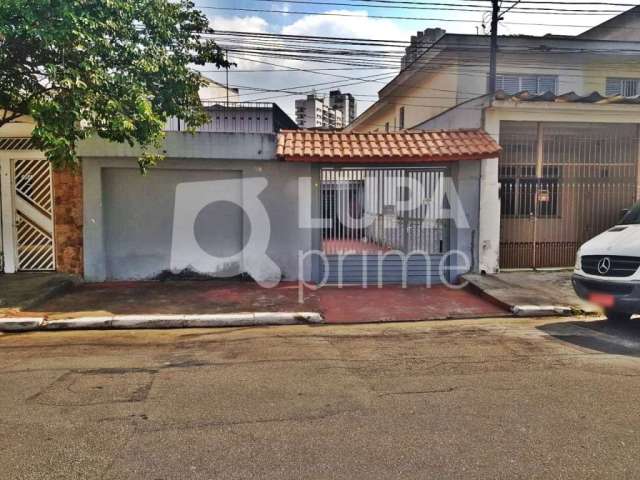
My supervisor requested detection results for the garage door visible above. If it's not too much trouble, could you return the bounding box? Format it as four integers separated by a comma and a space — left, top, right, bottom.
102, 168, 243, 280
319, 166, 449, 285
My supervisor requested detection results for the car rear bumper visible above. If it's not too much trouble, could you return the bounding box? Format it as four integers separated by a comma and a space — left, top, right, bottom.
572, 274, 640, 314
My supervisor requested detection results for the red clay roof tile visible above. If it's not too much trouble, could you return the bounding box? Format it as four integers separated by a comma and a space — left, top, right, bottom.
277, 129, 500, 163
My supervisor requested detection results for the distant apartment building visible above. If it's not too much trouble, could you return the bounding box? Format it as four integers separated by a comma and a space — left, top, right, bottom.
329, 90, 357, 126
295, 94, 344, 129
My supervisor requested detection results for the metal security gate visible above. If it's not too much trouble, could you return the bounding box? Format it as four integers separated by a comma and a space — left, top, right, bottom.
13, 159, 55, 271
499, 122, 639, 269
320, 167, 448, 284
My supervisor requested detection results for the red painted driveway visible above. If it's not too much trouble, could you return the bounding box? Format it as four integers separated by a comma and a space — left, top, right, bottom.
33, 281, 507, 323
317, 284, 507, 323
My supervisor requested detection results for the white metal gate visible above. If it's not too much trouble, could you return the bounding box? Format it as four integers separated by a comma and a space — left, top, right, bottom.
320, 167, 449, 284
13, 159, 55, 271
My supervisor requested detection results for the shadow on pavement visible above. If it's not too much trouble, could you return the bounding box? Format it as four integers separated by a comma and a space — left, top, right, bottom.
538, 318, 640, 357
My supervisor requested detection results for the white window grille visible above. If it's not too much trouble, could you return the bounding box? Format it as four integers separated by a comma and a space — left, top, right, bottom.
495, 74, 558, 94
606, 78, 640, 97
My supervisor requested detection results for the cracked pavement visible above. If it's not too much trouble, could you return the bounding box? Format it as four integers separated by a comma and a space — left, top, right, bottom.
2, 316, 640, 479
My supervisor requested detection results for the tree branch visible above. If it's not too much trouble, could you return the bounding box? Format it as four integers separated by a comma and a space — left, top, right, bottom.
0, 110, 25, 129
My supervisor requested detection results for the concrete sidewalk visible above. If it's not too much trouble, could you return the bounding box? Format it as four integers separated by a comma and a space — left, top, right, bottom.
464, 270, 599, 316
0, 272, 80, 314
0, 280, 507, 329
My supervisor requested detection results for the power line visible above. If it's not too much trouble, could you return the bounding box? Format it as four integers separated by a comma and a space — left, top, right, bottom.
501, 0, 637, 6
210, 41, 640, 65
201, 18, 640, 108
200, 5, 626, 29
501, 0, 523, 15
208, 30, 640, 54
206, 49, 639, 105
212, 32, 640, 57
218, 46, 640, 76
209, 29, 409, 46
214, 39, 640, 59
200, 67, 394, 72
249, 0, 629, 15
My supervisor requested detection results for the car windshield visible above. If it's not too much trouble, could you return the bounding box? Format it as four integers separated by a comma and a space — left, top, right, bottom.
620, 203, 640, 225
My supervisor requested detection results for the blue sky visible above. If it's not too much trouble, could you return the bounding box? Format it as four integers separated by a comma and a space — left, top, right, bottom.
193, 0, 625, 119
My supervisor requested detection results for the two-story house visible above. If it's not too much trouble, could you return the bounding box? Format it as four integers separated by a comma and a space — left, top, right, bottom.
348, 7, 640, 273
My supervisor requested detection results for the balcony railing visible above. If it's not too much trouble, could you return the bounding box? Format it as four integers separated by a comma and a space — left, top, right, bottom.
166, 102, 297, 134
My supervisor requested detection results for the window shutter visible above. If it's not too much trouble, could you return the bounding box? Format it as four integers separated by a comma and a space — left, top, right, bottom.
606, 78, 622, 96
496, 74, 558, 95
520, 76, 537, 93
537, 76, 557, 94
622, 79, 639, 97
501, 75, 520, 94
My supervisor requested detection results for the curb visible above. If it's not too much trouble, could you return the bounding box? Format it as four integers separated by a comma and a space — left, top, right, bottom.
0, 312, 324, 332
511, 305, 573, 317
0, 317, 45, 332
462, 282, 513, 313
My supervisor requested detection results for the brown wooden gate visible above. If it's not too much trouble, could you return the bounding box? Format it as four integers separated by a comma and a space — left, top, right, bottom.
499, 122, 639, 269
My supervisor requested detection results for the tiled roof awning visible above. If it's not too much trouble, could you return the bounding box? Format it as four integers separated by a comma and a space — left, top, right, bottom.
277, 129, 501, 164
494, 90, 640, 104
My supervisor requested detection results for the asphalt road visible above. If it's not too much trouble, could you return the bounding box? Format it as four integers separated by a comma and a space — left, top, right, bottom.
2, 316, 640, 479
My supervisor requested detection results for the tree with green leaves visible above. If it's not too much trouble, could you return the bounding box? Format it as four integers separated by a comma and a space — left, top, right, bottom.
0, 0, 229, 171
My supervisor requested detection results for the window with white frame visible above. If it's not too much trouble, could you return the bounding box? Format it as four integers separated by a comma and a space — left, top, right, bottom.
606, 78, 640, 97
494, 74, 558, 95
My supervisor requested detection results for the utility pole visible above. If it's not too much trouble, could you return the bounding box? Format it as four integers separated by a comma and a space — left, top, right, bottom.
487, 0, 500, 94
225, 49, 230, 107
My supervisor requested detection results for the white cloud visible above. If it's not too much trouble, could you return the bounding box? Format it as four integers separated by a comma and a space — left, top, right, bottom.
281, 9, 409, 41
208, 15, 269, 33
204, 16, 271, 71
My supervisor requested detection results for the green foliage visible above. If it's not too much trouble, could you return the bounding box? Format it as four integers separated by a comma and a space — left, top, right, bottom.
0, 0, 229, 171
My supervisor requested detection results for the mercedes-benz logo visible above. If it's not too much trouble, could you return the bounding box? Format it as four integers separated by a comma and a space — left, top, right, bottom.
597, 257, 612, 275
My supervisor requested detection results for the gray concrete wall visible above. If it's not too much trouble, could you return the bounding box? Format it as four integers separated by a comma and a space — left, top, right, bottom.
78, 132, 277, 161
413, 95, 489, 131
82, 151, 320, 282
450, 160, 481, 276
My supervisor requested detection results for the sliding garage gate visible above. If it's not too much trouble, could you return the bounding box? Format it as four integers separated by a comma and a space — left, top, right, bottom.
319, 166, 449, 285
499, 122, 639, 269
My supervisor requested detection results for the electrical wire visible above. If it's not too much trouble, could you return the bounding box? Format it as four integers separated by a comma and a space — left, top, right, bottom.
249, 0, 630, 16
199, 5, 637, 29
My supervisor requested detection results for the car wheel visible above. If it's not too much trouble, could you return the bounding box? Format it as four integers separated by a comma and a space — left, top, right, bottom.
605, 310, 632, 323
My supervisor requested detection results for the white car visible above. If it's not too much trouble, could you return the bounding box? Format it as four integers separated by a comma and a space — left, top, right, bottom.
573, 202, 640, 322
